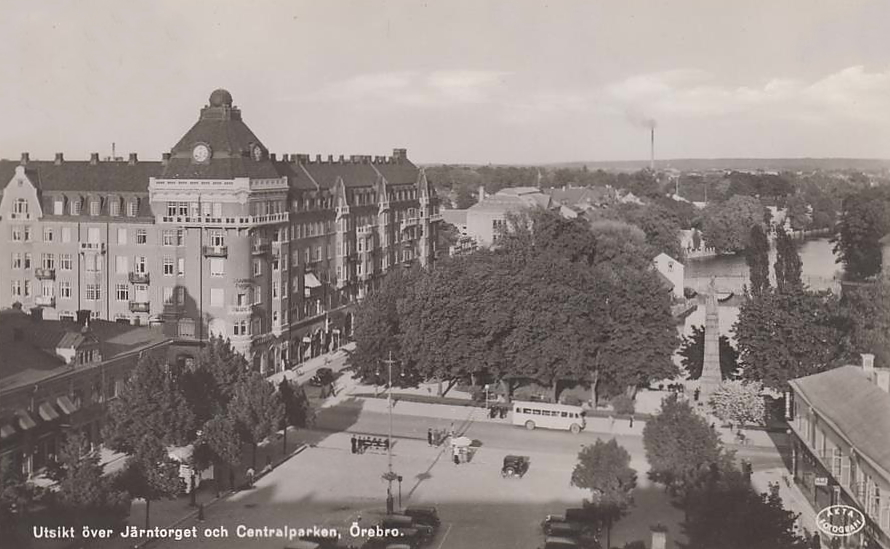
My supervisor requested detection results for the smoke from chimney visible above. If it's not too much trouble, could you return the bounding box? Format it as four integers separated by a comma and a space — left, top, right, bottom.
650, 126, 655, 171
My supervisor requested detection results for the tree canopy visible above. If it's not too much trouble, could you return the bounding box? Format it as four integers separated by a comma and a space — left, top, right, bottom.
115, 436, 183, 529
228, 372, 285, 468
701, 195, 765, 254
745, 224, 771, 296
774, 227, 803, 291
678, 325, 739, 381
831, 188, 890, 281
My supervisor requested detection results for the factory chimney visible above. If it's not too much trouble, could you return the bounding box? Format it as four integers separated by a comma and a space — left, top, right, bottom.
650, 126, 655, 171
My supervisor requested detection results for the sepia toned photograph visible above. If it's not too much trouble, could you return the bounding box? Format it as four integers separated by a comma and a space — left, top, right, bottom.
1, 2, 889, 548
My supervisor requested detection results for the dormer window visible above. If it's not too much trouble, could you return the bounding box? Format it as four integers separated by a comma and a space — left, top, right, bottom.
127, 200, 138, 217
54, 199, 64, 215
70, 199, 81, 216
90, 200, 100, 216
109, 199, 120, 217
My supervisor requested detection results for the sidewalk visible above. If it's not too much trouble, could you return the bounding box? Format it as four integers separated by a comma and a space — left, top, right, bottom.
751, 467, 819, 539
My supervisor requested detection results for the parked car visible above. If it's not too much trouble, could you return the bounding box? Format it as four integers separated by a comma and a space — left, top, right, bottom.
403, 506, 440, 528
541, 516, 595, 537
310, 367, 334, 386
379, 515, 434, 541
538, 536, 580, 549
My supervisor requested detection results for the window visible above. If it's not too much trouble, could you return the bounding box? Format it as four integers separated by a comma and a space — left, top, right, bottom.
60, 281, 71, 299
54, 200, 63, 215
86, 284, 101, 301
70, 200, 81, 216
166, 202, 177, 217
210, 258, 225, 277
253, 259, 262, 276
273, 310, 279, 325
163, 287, 174, 304
43, 227, 54, 242
13, 198, 28, 216
136, 229, 147, 245
202, 202, 212, 217
127, 200, 138, 217
304, 248, 310, 264
162, 230, 176, 246
134, 256, 147, 273
133, 284, 148, 302
177, 258, 185, 276
87, 227, 100, 243
109, 199, 120, 217
23, 280, 31, 297
116, 255, 128, 274
62, 227, 71, 243
212, 202, 222, 217
85, 253, 100, 272
163, 257, 174, 276
210, 288, 224, 307
176, 287, 185, 305
23, 253, 32, 269
209, 231, 225, 247
41, 253, 55, 270
12, 253, 21, 269
272, 282, 278, 299
116, 284, 129, 302
11, 226, 22, 241
90, 200, 100, 216
178, 202, 188, 216
233, 321, 248, 336
117, 228, 127, 244
60, 254, 72, 271
176, 229, 184, 246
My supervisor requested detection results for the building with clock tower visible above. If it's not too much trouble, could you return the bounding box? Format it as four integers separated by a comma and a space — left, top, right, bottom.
0, 89, 441, 374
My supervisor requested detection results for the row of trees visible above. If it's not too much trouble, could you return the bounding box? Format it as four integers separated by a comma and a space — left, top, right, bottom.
350, 209, 679, 404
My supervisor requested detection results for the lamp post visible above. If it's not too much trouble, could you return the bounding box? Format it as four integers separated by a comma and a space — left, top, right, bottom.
382, 351, 397, 514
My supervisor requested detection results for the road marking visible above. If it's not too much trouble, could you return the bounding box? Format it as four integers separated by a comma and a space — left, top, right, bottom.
435, 523, 453, 549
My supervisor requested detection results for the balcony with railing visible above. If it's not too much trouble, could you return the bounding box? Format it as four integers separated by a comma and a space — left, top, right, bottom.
429, 213, 443, 223
252, 240, 270, 255
228, 303, 255, 316
35, 268, 56, 280
128, 272, 150, 284
357, 224, 376, 236
400, 217, 419, 232
159, 212, 289, 227
79, 242, 106, 253
35, 296, 55, 307
202, 245, 228, 257
129, 301, 150, 313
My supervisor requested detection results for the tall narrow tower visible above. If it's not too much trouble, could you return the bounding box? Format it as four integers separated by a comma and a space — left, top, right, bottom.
650, 127, 655, 171
700, 277, 723, 401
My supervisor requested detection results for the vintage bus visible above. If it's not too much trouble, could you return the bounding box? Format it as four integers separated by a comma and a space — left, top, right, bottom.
511, 401, 586, 433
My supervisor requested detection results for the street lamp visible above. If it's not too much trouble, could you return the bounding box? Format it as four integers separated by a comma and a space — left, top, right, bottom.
382, 351, 398, 514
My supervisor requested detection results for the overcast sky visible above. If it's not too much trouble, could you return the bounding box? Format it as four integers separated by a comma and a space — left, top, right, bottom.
3, 0, 889, 165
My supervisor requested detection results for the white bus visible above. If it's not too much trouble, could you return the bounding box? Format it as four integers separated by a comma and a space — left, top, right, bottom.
511, 401, 586, 434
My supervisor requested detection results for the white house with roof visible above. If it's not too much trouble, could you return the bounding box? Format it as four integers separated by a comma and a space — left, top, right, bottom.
653, 252, 684, 300
465, 187, 554, 248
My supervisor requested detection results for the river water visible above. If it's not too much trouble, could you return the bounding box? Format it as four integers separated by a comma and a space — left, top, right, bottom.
679, 237, 841, 342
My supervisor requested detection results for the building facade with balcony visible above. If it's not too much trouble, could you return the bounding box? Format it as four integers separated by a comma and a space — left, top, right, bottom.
0, 89, 441, 374
788, 354, 890, 548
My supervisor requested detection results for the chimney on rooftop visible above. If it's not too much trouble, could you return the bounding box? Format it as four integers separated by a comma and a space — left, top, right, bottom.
90, 153, 99, 165
161, 153, 171, 165
270, 153, 277, 162
20, 152, 29, 165
327, 155, 333, 163
862, 353, 875, 372
128, 153, 138, 165
392, 148, 407, 163
338, 155, 345, 163
54, 153, 64, 165
316, 154, 322, 163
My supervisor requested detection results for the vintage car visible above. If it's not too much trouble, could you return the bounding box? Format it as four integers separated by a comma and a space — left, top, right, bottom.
379, 514, 434, 540
502, 455, 530, 478
403, 506, 440, 528
309, 367, 335, 386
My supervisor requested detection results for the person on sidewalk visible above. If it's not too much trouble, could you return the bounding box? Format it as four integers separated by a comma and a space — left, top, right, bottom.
609, 414, 615, 431
427, 428, 433, 446
351, 435, 358, 454
629, 414, 634, 429
246, 467, 255, 488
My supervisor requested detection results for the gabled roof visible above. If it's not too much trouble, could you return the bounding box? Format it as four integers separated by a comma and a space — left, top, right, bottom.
281, 159, 419, 191
790, 366, 890, 474
0, 160, 160, 193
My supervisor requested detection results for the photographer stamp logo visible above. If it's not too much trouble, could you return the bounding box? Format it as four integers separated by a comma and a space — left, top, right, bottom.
816, 505, 865, 537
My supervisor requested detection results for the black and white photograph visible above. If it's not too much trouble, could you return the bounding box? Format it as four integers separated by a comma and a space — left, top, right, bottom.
1, 2, 889, 548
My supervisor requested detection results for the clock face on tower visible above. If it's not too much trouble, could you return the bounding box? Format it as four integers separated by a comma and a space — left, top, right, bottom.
252, 145, 263, 162
192, 144, 211, 163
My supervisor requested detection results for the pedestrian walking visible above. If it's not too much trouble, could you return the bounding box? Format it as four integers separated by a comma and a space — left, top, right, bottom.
427, 428, 433, 446
693, 387, 700, 402
351, 435, 358, 454
629, 414, 634, 429
246, 467, 255, 488
452, 445, 460, 465
609, 414, 615, 431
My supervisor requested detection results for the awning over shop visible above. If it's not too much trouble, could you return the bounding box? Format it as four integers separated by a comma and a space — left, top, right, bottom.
0, 423, 15, 439
38, 402, 60, 422
57, 395, 79, 415
304, 273, 322, 288
16, 410, 37, 430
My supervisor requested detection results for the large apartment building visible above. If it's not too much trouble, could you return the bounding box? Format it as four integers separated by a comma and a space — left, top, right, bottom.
0, 89, 441, 373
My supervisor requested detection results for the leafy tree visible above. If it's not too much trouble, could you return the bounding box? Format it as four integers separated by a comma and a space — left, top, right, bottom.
193, 415, 241, 493
349, 267, 421, 386
734, 288, 851, 390
685, 473, 808, 549
701, 195, 765, 254
774, 227, 802, 291
643, 394, 731, 504
571, 438, 637, 549
182, 335, 250, 425
279, 378, 313, 429
600, 203, 684, 259
0, 460, 44, 543
831, 189, 890, 281
115, 436, 183, 529
691, 228, 701, 250
102, 355, 196, 453
786, 194, 812, 231
228, 373, 285, 469
745, 224, 770, 295
678, 325, 740, 380
840, 282, 890, 368
47, 432, 130, 529
708, 380, 766, 427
